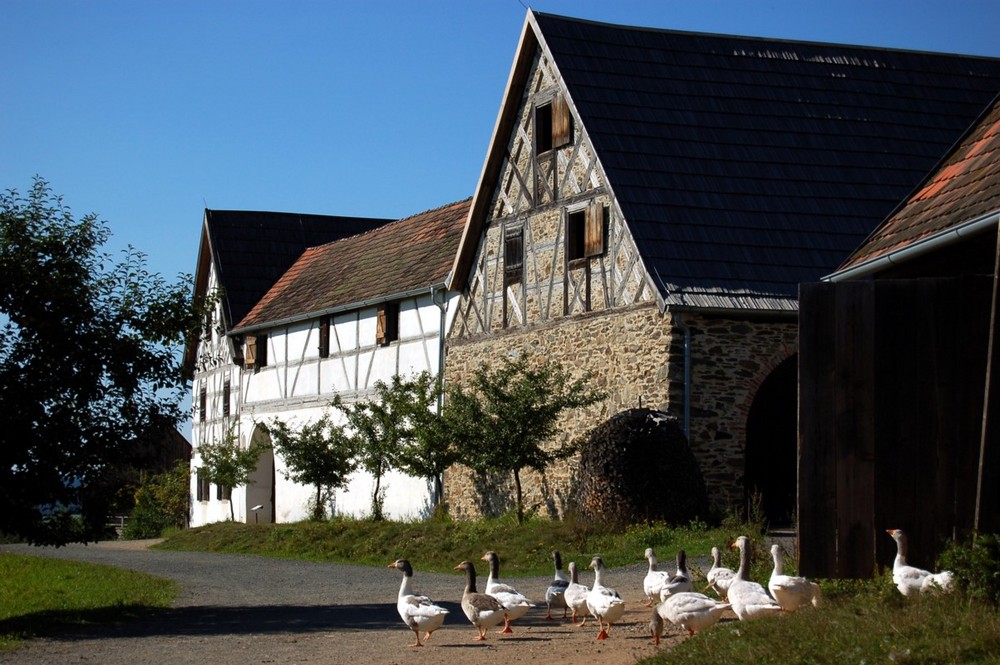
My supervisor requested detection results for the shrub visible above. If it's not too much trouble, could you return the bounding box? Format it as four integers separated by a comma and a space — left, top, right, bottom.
576, 409, 710, 526
940, 533, 1000, 606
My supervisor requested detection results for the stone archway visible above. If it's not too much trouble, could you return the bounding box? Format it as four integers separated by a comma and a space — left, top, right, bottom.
245, 425, 275, 524
744, 354, 798, 527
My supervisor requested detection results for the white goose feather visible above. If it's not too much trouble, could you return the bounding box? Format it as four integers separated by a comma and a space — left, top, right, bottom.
388, 559, 448, 647
587, 555, 626, 640
768, 544, 821, 611
728, 535, 782, 621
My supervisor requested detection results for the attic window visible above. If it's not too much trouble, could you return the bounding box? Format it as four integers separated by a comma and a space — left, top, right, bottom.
376, 303, 399, 346
318, 318, 330, 358
244, 334, 268, 369
535, 94, 573, 153
566, 201, 608, 262
504, 226, 524, 284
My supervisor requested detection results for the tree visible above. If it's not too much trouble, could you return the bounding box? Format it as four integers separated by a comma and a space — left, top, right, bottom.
333, 380, 410, 521
446, 354, 606, 524
269, 414, 357, 521
391, 371, 458, 513
0, 178, 208, 545
198, 424, 268, 521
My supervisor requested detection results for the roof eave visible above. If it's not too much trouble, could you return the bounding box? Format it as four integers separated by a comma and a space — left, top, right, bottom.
825, 210, 1000, 282
229, 282, 452, 337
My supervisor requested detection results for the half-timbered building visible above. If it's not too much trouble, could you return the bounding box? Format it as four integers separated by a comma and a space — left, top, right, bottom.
442, 12, 1000, 523
186, 210, 391, 525
215, 200, 468, 524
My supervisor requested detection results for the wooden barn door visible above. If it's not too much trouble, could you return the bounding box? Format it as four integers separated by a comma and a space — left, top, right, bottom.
799, 276, 993, 578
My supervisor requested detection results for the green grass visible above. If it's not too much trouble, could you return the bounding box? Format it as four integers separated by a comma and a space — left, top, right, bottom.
153, 514, 743, 576
650, 578, 1000, 664
0, 552, 176, 650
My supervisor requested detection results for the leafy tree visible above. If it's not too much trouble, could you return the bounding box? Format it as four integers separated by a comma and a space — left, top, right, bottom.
391, 371, 457, 513
0, 178, 207, 545
198, 425, 267, 521
269, 414, 357, 521
445, 354, 606, 524
334, 381, 411, 521
123, 459, 191, 539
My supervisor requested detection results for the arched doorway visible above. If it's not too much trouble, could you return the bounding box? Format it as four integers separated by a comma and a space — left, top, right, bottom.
245, 425, 275, 524
744, 355, 798, 528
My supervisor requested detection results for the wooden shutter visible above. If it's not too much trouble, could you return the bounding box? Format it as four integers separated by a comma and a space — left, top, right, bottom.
376, 308, 388, 346
244, 335, 257, 369
319, 318, 330, 358
585, 202, 607, 258
552, 94, 572, 148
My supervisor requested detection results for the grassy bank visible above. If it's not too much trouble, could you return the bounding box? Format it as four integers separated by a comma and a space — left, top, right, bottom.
0, 552, 176, 650
154, 514, 740, 576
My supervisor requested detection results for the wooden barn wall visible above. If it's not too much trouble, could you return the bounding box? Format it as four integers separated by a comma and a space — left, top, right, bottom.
799, 276, 993, 578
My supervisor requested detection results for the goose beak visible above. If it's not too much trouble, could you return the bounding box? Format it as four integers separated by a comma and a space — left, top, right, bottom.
388, 561, 397, 569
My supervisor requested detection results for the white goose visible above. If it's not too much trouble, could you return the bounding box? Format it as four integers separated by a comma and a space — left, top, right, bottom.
768, 544, 821, 611
545, 549, 570, 620
643, 547, 671, 606
728, 535, 782, 621
705, 546, 736, 600
650, 591, 731, 643
454, 560, 507, 641
587, 555, 626, 640
388, 559, 449, 647
564, 561, 591, 626
886, 528, 955, 596
481, 550, 534, 633
659, 549, 694, 601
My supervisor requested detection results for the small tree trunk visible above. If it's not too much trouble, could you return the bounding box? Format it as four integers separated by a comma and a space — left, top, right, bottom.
372, 473, 383, 521
513, 468, 524, 525
315, 484, 323, 520
229, 491, 235, 522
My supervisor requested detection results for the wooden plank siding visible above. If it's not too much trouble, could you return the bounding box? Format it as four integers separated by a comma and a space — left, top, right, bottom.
799, 276, 993, 578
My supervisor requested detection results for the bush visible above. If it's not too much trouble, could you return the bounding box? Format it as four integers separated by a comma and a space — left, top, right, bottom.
940, 533, 1000, 606
576, 409, 710, 526
122, 460, 189, 539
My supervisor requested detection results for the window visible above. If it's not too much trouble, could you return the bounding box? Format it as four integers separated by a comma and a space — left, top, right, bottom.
535, 94, 573, 154
216, 484, 232, 501
196, 469, 210, 502
504, 226, 524, 284
244, 334, 267, 369
376, 303, 399, 346
199, 385, 207, 422
566, 201, 608, 263
222, 380, 230, 418
319, 318, 330, 358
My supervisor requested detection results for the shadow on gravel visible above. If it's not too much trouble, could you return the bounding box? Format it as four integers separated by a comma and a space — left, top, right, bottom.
9, 601, 467, 642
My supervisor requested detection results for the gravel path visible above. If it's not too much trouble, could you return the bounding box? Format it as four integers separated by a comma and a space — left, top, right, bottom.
0, 540, 704, 665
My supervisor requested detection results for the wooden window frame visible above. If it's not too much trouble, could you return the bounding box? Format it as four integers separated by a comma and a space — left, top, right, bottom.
244, 333, 268, 369
318, 318, 330, 358
376, 303, 400, 346
216, 483, 232, 501
199, 385, 207, 422
504, 225, 524, 285
196, 469, 210, 502
535, 92, 573, 155
222, 380, 231, 419
566, 201, 607, 264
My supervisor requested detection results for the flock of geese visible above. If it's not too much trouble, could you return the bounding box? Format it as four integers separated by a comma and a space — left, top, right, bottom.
387, 528, 952, 648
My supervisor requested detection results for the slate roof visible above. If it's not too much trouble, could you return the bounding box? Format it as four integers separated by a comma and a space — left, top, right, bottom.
232, 199, 470, 333
201, 210, 392, 330
833, 94, 1000, 277
456, 12, 1000, 311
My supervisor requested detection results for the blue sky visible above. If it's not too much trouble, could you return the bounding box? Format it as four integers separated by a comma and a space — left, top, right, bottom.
4, 0, 1000, 284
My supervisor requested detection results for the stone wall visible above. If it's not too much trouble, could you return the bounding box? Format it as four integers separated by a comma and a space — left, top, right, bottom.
442, 305, 797, 520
